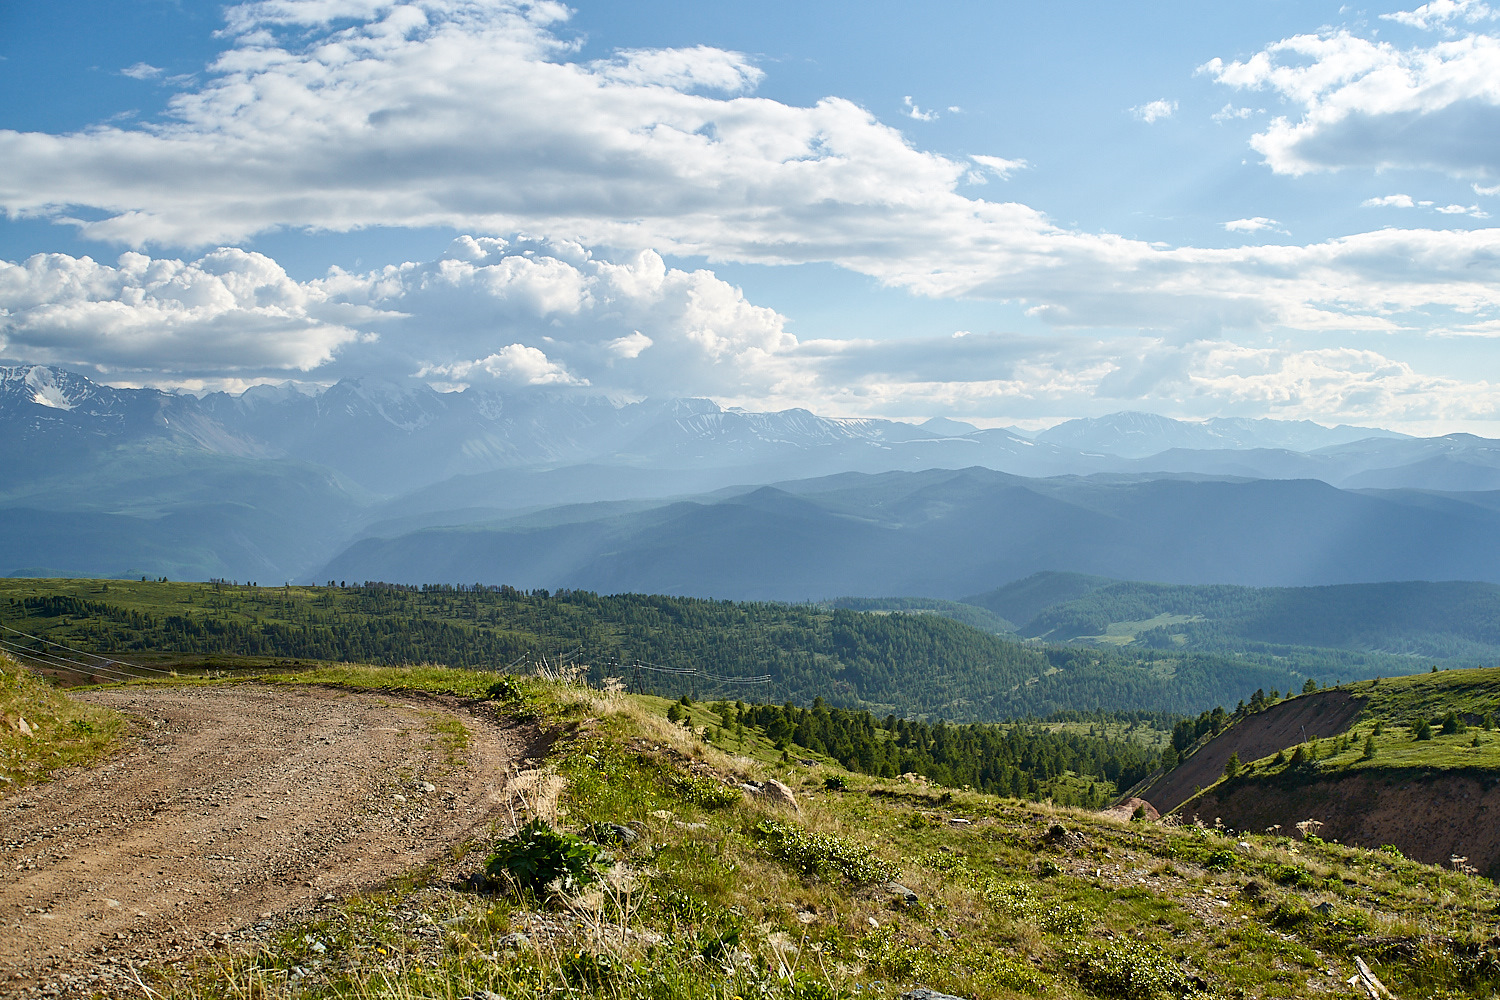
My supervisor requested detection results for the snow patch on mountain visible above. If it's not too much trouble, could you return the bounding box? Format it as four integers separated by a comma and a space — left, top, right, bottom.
24, 367, 75, 410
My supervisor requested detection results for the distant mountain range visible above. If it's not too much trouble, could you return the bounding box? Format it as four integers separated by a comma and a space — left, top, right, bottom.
1034, 410, 1406, 458
3, 365, 1500, 589
319, 467, 1500, 598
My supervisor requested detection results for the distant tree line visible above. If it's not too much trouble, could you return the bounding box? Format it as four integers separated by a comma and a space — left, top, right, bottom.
4, 581, 1321, 723
708, 696, 1160, 807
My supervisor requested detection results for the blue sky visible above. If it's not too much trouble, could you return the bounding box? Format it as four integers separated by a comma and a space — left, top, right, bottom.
2, 0, 1498, 432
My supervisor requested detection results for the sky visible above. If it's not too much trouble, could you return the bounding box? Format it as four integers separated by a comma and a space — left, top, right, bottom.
1, 0, 1499, 433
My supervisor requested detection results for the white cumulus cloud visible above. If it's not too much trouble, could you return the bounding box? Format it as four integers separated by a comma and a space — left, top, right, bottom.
0, 249, 366, 376
970, 154, 1028, 179
1363, 194, 1417, 207
1132, 99, 1178, 123
418, 344, 586, 387
590, 45, 764, 93
1212, 104, 1258, 122
321, 236, 796, 398
1224, 217, 1282, 232
902, 96, 938, 121
1203, 29, 1500, 179
1382, 0, 1497, 31
606, 332, 653, 359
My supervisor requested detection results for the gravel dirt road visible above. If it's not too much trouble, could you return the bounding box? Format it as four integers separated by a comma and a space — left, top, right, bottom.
0, 683, 530, 996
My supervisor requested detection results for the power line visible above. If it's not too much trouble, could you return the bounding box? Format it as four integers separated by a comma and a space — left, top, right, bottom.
504, 649, 772, 686
0, 622, 177, 676
0, 639, 139, 683
628, 659, 772, 684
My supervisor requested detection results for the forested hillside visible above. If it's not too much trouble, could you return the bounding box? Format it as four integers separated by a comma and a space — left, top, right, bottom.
0, 578, 1353, 721
729, 698, 1160, 805
1020, 578, 1500, 660
962, 570, 1116, 626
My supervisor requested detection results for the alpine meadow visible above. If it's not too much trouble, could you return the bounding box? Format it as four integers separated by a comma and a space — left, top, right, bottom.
5, 2, 1500, 999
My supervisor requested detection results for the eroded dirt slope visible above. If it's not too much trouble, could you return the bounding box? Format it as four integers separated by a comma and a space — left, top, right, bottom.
1185, 771, 1500, 876
1138, 691, 1364, 814
0, 683, 528, 995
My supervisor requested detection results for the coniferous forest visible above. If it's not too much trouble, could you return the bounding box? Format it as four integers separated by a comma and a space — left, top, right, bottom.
724, 697, 1160, 806
0, 578, 1339, 722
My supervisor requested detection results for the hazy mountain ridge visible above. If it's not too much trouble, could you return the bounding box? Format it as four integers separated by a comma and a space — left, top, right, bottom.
1037, 410, 1407, 458
3, 364, 1500, 584
319, 468, 1500, 598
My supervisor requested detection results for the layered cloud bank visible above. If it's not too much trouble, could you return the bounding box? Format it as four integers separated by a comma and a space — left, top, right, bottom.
1, 0, 1499, 429
3, 237, 1494, 428
0, 0, 1496, 329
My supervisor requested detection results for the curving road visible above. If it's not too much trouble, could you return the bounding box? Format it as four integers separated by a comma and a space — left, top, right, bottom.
0, 683, 525, 995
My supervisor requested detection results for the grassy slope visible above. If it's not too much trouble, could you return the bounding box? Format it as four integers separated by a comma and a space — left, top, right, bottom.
0, 654, 122, 794
117, 666, 1500, 1000
1161, 669, 1500, 875
1184, 668, 1500, 783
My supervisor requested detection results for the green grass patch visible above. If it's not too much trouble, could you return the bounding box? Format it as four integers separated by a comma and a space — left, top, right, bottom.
0, 655, 122, 794
1074, 612, 1204, 647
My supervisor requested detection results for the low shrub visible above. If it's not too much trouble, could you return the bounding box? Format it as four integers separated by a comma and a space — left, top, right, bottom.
1066, 939, 1200, 998
670, 771, 741, 808
485, 675, 524, 701
752, 819, 898, 884
485, 818, 607, 895
1269, 901, 1312, 928
1271, 863, 1316, 889
857, 925, 936, 980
